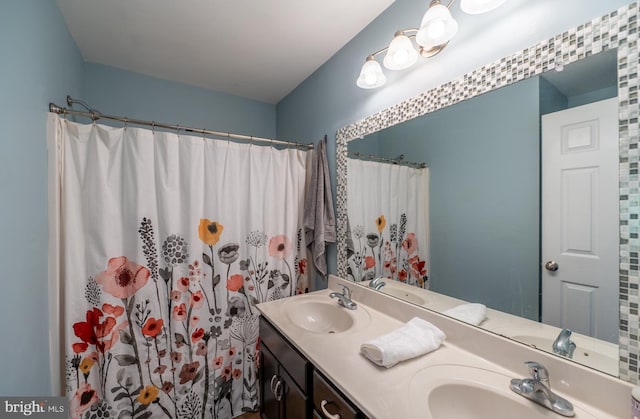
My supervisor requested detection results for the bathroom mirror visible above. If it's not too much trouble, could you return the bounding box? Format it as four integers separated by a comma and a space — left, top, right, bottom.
336, 3, 639, 382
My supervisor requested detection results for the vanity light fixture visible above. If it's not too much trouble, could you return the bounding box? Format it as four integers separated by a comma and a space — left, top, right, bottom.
357, 0, 508, 89
357, 55, 387, 89
383, 31, 419, 70
416, 1, 459, 48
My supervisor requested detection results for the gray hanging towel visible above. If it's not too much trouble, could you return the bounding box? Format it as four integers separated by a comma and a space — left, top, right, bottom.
303, 136, 336, 276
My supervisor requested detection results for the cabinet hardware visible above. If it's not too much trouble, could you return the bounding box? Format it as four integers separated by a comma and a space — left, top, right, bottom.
320, 400, 341, 419
274, 379, 284, 402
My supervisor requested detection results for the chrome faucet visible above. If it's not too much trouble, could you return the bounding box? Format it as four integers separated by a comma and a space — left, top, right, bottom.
510, 361, 575, 417
329, 285, 357, 310
368, 277, 386, 291
552, 328, 576, 358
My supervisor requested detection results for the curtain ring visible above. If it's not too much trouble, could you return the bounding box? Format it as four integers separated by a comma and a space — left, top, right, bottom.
202, 129, 206, 140
151, 121, 156, 133
123, 117, 128, 129
176, 125, 181, 136
227, 133, 231, 146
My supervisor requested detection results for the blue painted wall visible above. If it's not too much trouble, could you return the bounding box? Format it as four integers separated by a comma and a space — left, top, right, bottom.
0, 1, 84, 396
277, 0, 632, 288
539, 77, 568, 116
83, 63, 276, 138
567, 85, 617, 108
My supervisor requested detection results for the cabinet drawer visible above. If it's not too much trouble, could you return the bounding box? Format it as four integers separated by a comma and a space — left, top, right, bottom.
313, 371, 358, 419
260, 317, 309, 393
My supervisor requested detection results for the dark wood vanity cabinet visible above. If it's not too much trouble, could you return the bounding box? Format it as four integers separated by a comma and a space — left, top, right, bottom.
260, 317, 310, 419
312, 371, 359, 419
259, 317, 367, 419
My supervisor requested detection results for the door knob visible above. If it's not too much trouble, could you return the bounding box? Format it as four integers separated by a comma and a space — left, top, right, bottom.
545, 261, 559, 272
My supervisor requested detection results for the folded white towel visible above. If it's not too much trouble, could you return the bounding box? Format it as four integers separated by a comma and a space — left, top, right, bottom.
360, 317, 446, 368
443, 303, 487, 326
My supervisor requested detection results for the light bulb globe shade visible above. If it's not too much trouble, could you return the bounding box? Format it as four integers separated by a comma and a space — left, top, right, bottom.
357, 59, 387, 89
416, 3, 458, 48
383, 34, 419, 70
460, 0, 508, 14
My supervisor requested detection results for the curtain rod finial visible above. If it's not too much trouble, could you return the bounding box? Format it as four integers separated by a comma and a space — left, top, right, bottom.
49, 103, 64, 113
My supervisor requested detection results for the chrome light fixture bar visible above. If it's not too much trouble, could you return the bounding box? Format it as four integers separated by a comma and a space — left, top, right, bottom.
357, 0, 508, 89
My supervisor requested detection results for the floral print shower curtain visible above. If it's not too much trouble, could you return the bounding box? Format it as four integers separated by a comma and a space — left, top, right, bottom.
346, 158, 429, 288
49, 115, 309, 419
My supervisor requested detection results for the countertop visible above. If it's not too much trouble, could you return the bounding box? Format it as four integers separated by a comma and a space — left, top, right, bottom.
256, 276, 627, 419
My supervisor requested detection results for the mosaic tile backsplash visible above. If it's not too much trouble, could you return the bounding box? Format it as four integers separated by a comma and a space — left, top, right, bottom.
336, 2, 640, 383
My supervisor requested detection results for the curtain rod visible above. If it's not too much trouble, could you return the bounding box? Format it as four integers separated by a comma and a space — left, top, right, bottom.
48, 96, 313, 150
348, 151, 426, 168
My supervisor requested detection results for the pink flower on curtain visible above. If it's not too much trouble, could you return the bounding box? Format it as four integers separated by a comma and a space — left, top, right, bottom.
402, 233, 419, 255
268, 235, 292, 260
398, 270, 408, 282
177, 276, 190, 292
101, 304, 124, 317
179, 361, 200, 384
172, 303, 187, 321
170, 351, 182, 363
69, 382, 98, 419
189, 290, 205, 309
364, 256, 375, 270
222, 365, 232, 380
212, 356, 223, 369
409, 255, 427, 278
196, 341, 208, 356
95, 256, 150, 299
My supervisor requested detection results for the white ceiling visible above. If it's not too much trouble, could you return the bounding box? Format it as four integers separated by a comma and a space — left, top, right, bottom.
56, 0, 395, 104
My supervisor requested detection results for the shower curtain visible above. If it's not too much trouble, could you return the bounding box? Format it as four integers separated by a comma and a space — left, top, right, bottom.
346, 157, 429, 288
47, 114, 309, 418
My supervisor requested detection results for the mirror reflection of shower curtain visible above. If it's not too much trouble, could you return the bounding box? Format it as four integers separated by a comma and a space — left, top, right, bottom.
346, 157, 429, 288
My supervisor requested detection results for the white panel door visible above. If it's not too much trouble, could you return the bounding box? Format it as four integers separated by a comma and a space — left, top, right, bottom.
541, 97, 618, 343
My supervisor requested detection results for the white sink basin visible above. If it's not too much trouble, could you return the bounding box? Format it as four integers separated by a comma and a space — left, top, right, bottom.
282, 296, 370, 334
512, 335, 618, 376
408, 365, 601, 418
381, 286, 426, 305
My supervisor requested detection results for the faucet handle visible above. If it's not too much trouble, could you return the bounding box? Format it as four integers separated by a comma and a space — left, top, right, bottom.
525, 361, 550, 385
340, 285, 351, 298
552, 328, 576, 358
